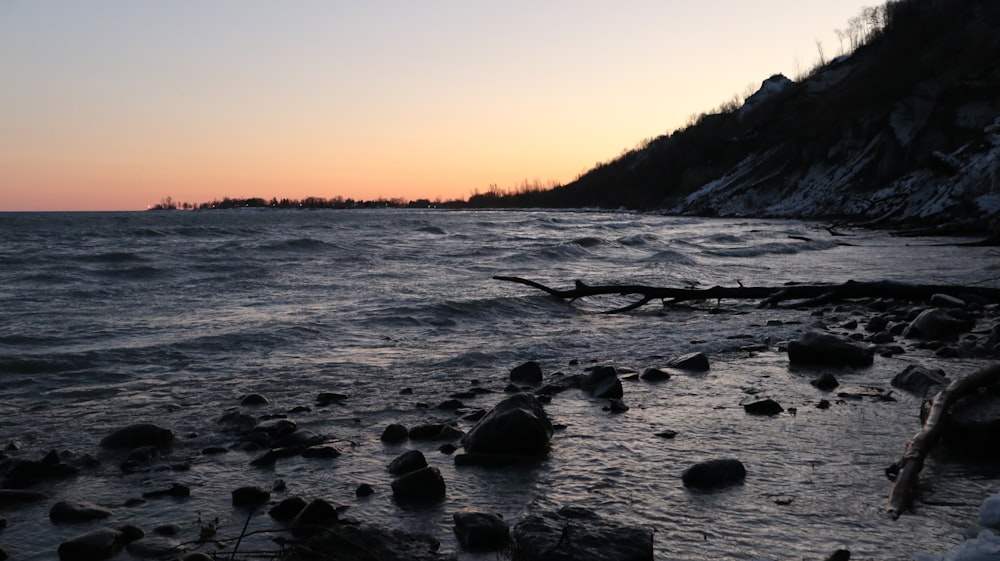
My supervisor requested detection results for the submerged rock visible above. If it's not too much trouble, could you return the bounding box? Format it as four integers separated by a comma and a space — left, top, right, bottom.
682, 458, 747, 489
667, 352, 710, 372
50, 500, 113, 523
581, 366, 623, 398
100, 423, 174, 449
58, 527, 142, 561
297, 524, 451, 561
391, 466, 446, 504
510, 361, 543, 385
387, 450, 427, 475
744, 398, 784, 416
511, 506, 653, 561
891, 364, 948, 396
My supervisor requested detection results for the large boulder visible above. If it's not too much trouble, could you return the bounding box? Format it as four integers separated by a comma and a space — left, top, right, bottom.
581, 366, 623, 398
511, 507, 653, 561
903, 308, 976, 341
681, 458, 747, 490
453, 508, 509, 552
461, 393, 553, 457
787, 332, 874, 367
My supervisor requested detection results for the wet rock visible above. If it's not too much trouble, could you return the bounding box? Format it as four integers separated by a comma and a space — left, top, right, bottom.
0, 489, 49, 506
682, 458, 747, 489
50, 500, 113, 523
179, 553, 214, 561
240, 393, 269, 406
100, 423, 174, 449
125, 536, 182, 559
903, 308, 975, 340
668, 352, 710, 372
978, 493, 1000, 529
388, 450, 428, 475
606, 398, 630, 413
810, 372, 839, 391
944, 393, 1000, 451
269, 496, 308, 522
461, 393, 553, 457
437, 399, 464, 410
290, 499, 339, 537
787, 332, 874, 367
930, 293, 966, 308
316, 392, 349, 406
57, 527, 141, 561
655, 430, 678, 439
217, 410, 257, 432
301, 446, 341, 459
453, 507, 509, 552
381, 423, 410, 444
356, 484, 374, 498
866, 316, 889, 332
142, 483, 190, 500
408, 423, 464, 441
512, 506, 653, 561
231, 486, 270, 509
891, 364, 948, 396
2, 453, 79, 488
826, 549, 851, 561
391, 466, 446, 504
581, 366, 623, 398
299, 524, 449, 561
640, 367, 671, 381
744, 398, 784, 416
510, 361, 543, 385
270, 429, 324, 449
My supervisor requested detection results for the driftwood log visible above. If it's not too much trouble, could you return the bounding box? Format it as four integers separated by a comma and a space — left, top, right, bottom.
885, 363, 1000, 519
494, 276, 1000, 313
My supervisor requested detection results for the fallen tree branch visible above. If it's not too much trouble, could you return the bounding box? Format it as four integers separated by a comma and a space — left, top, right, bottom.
885, 363, 1000, 519
493, 276, 1000, 312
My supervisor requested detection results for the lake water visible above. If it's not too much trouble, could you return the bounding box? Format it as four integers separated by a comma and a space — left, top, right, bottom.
1, 209, 998, 560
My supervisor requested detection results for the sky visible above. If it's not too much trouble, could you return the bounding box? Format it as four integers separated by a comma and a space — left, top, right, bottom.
1, 1, 875, 211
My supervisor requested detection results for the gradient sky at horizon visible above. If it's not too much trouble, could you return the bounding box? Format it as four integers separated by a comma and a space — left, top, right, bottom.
2, 1, 875, 211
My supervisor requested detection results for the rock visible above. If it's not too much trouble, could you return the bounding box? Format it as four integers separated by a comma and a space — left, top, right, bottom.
269, 496, 308, 522
667, 352, 710, 372
58, 527, 141, 561
356, 484, 374, 498
810, 372, 839, 390
299, 524, 449, 561
125, 536, 183, 559
231, 486, 270, 509
50, 500, 113, 523
655, 430, 678, 439
2, 454, 79, 488
607, 398, 629, 413
866, 316, 889, 332
100, 423, 174, 449
437, 399, 464, 410
510, 361, 543, 385
744, 398, 784, 416
826, 549, 851, 561
930, 293, 966, 308
453, 508, 509, 552
0, 489, 49, 506
408, 424, 464, 441
639, 367, 671, 381
944, 393, 1000, 451
978, 493, 1000, 530
787, 332, 874, 367
142, 483, 190, 499
301, 446, 341, 459
681, 458, 747, 489
388, 450, 428, 475
270, 429, 324, 449
381, 423, 410, 443
903, 308, 975, 340
240, 393, 269, 406
290, 499, 339, 537
891, 364, 948, 396
511, 506, 653, 561
461, 393, 553, 457
316, 392, 349, 406
392, 466, 446, 504
581, 366, 623, 398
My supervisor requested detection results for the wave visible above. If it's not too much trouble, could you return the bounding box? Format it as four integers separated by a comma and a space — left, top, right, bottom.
617, 234, 659, 247
90, 251, 146, 263
91, 265, 161, 279
417, 226, 447, 235
641, 249, 698, 265
258, 238, 338, 252
704, 239, 837, 258
0, 356, 98, 375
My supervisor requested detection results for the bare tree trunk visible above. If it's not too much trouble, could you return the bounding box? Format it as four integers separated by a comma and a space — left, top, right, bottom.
885, 364, 1000, 519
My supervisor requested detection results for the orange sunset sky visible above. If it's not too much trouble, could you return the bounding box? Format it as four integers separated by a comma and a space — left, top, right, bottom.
2, 1, 875, 211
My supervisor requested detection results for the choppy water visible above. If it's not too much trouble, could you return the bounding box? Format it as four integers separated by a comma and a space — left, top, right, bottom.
1, 209, 999, 560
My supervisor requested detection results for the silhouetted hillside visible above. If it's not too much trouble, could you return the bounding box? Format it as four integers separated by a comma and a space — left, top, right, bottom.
489, 0, 1000, 232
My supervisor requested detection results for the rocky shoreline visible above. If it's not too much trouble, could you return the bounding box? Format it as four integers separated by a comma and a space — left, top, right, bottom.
2, 288, 1000, 561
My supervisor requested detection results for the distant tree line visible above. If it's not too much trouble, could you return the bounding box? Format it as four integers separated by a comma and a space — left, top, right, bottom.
149, 195, 471, 211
